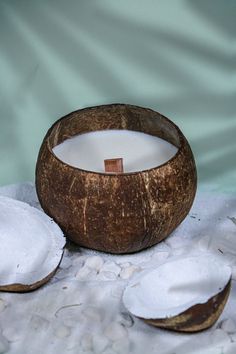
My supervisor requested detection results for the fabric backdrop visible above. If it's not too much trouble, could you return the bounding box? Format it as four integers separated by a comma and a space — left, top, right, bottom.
0, 0, 235, 192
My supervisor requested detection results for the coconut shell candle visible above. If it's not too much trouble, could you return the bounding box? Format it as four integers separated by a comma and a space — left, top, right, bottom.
36, 103, 197, 254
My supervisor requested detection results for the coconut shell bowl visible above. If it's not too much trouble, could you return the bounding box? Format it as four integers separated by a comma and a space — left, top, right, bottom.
36, 103, 197, 254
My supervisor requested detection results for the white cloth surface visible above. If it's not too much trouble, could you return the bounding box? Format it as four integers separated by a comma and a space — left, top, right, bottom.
0, 182, 236, 354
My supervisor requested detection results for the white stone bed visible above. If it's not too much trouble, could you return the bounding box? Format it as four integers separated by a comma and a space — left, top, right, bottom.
0, 182, 236, 354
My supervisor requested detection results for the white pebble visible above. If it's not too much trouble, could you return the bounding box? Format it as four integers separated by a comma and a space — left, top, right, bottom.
54, 269, 69, 280
3, 326, 22, 342
102, 347, 114, 354
54, 325, 71, 338
80, 333, 93, 351
30, 314, 49, 331
63, 316, 79, 327
112, 338, 130, 353
111, 286, 123, 299
197, 235, 212, 251
87, 287, 106, 303
72, 255, 87, 267
119, 262, 131, 269
230, 332, 236, 342
97, 271, 117, 281
172, 248, 187, 257
0, 299, 7, 313
59, 256, 72, 269
211, 329, 231, 345
0, 333, 9, 353
102, 261, 121, 276
104, 323, 128, 341
87, 269, 99, 280
82, 307, 102, 322
221, 318, 236, 333
84, 256, 104, 271
92, 334, 109, 352
76, 266, 91, 280
151, 251, 169, 263
119, 265, 140, 279
155, 242, 170, 253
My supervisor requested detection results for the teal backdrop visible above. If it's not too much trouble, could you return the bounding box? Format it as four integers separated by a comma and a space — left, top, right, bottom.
0, 0, 235, 192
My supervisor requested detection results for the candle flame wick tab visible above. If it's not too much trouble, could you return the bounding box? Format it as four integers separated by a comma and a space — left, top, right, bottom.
104, 158, 124, 173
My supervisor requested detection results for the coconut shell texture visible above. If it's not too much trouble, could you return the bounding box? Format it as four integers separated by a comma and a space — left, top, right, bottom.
36, 104, 197, 254
143, 280, 231, 332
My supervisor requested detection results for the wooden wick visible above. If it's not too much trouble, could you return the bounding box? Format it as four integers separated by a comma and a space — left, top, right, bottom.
104, 158, 124, 173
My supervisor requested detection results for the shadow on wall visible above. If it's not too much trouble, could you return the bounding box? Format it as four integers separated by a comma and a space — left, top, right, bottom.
188, 0, 236, 37
191, 125, 236, 183
0, 0, 235, 185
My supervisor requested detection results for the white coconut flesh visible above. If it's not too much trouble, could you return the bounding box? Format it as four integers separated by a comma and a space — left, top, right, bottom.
122, 255, 231, 319
0, 196, 65, 287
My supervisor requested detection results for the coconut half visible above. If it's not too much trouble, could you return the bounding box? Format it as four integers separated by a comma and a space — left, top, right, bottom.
0, 196, 65, 292
122, 255, 232, 332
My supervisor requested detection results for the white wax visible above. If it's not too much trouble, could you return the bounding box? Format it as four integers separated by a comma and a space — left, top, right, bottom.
53, 130, 178, 173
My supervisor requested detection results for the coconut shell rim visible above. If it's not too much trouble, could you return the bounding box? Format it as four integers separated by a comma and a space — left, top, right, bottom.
44, 103, 188, 177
